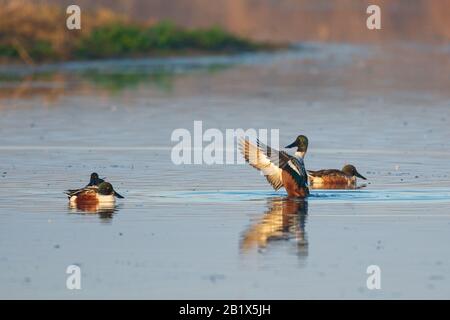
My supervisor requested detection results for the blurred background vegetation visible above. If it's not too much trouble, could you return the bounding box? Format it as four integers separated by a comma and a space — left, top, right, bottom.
1, 0, 450, 64
36, 0, 450, 43
0, 0, 273, 64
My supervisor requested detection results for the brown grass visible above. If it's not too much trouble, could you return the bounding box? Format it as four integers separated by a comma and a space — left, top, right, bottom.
0, 0, 127, 63
0, 1, 277, 64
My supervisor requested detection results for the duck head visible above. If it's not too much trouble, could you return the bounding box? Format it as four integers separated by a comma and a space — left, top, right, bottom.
342, 164, 367, 180
98, 181, 125, 199
285, 135, 309, 158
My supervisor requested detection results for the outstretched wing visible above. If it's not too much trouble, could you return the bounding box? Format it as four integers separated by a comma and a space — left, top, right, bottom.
255, 139, 294, 169
239, 138, 293, 191
256, 139, 308, 190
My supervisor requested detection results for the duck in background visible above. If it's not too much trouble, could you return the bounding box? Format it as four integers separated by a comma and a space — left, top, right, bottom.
308, 164, 367, 189
65, 173, 124, 213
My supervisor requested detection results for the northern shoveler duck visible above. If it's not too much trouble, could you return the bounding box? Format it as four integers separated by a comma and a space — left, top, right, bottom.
308, 164, 367, 189
239, 135, 309, 198
65, 181, 124, 206
65, 172, 105, 194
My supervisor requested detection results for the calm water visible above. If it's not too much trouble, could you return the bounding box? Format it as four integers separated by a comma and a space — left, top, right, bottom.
1, 43, 450, 299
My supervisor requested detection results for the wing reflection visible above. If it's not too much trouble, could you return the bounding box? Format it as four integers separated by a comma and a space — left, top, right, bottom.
240, 197, 308, 257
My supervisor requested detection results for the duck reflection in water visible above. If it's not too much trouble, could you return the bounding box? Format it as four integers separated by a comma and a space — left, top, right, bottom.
68, 202, 118, 219
240, 197, 308, 257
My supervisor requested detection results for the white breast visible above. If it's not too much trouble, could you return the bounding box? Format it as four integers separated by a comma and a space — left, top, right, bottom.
69, 195, 78, 205
97, 194, 115, 203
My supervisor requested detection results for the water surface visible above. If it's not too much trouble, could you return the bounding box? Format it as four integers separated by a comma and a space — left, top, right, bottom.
1, 43, 450, 299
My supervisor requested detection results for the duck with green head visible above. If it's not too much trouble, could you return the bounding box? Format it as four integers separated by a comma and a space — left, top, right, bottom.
66, 181, 124, 206
285, 135, 309, 159
239, 134, 310, 198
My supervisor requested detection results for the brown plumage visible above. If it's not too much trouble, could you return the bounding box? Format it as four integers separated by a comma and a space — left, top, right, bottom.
239, 137, 309, 198
282, 170, 309, 197
308, 165, 367, 189
239, 139, 284, 190
70, 190, 99, 205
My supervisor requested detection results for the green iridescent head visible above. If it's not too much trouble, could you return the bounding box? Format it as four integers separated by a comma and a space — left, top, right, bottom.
98, 182, 114, 195
285, 135, 309, 153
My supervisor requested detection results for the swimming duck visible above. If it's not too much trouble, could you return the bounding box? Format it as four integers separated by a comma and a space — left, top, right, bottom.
239, 135, 309, 198
65, 181, 124, 206
65, 172, 106, 195
308, 164, 367, 189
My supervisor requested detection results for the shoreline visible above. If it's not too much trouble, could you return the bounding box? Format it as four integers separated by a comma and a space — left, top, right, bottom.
0, 44, 290, 67
0, 45, 294, 75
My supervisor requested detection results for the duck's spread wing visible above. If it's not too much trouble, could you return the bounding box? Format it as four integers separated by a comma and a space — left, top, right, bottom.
255, 139, 292, 168
239, 139, 291, 191
257, 139, 308, 190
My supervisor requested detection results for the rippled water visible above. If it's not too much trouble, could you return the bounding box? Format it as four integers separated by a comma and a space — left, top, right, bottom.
1, 43, 450, 299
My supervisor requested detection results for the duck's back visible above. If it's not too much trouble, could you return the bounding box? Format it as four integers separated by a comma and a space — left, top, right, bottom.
308, 169, 354, 188
308, 169, 345, 178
